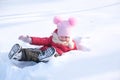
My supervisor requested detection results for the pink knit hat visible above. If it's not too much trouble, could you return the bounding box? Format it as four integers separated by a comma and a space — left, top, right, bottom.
53, 16, 76, 37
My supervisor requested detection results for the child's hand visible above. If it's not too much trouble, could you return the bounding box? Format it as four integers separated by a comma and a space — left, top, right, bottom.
18, 35, 32, 43
77, 45, 90, 51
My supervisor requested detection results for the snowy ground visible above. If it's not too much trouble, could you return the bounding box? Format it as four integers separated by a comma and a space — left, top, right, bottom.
0, 0, 120, 80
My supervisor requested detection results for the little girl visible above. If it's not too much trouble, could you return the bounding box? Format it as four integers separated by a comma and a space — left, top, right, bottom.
8, 16, 87, 63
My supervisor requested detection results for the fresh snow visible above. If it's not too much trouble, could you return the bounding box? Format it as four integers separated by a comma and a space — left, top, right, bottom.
0, 0, 120, 80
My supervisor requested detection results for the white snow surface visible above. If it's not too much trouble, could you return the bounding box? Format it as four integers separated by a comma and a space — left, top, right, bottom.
0, 0, 120, 80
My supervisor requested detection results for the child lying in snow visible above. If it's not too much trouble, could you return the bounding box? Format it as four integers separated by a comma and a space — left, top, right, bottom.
8, 16, 89, 63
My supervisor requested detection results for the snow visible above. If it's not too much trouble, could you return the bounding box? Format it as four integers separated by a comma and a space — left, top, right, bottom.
0, 0, 120, 80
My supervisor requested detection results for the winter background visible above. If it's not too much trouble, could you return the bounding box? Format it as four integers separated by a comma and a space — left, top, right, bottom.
0, 0, 120, 80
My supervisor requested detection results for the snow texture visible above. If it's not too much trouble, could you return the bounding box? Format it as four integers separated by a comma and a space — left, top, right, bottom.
0, 0, 120, 80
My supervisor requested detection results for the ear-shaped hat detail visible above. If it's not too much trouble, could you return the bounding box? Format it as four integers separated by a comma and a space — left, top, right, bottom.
68, 17, 76, 26
53, 16, 62, 24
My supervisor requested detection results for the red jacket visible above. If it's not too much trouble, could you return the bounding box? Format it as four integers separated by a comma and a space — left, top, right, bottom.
30, 30, 77, 55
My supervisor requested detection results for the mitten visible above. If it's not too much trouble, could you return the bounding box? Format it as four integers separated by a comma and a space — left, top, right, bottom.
77, 44, 90, 51
19, 35, 32, 43
74, 37, 90, 51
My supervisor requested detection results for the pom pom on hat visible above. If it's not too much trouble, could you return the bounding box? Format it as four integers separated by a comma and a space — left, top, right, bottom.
53, 16, 76, 37
68, 17, 76, 26
53, 16, 62, 24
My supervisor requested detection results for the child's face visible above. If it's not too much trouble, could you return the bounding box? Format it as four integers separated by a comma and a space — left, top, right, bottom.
58, 36, 70, 42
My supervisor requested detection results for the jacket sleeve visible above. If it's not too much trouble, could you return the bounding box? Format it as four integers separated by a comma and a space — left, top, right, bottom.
30, 36, 52, 46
